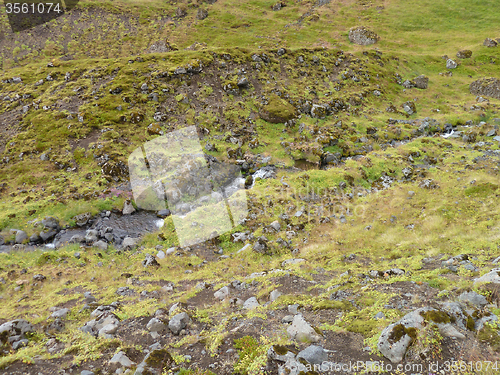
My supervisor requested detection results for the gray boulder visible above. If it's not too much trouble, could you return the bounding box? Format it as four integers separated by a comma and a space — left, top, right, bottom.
267, 345, 296, 362
85, 229, 99, 243
310, 104, 329, 119
168, 312, 190, 335
296, 345, 328, 365
243, 297, 260, 310
474, 268, 500, 284
73, 212, 92, 226
440, 302, 470, 330
42, 217, 60, 230
0, 319, 34, 338
402, 101, 416, 115
270, 220, 281, 232
458, 291, 488, 308
51, 308, 70, 319
470, 78, 500, 100
70, 235, 85, 244
122, 237, 140, 250
270, 289, 282, 302
109, 351, 135, 368
287, 314, 321, 343
122, 200, 136, 215
40, 229, 58, 242
377, 308, 428, 363
214, 286, 229, 300
94, 240, 108, 251
146, 318, 166, 332
484, 38, 498, 47
15, 230, 28, 244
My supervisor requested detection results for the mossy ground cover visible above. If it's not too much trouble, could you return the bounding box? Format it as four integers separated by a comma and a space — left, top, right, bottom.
0, 0, 500, 373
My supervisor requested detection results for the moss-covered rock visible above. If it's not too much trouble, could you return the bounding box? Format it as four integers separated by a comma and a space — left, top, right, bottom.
259, 94, 297, 124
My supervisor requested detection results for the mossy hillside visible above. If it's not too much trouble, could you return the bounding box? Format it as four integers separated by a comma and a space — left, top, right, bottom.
1, 0, 500, 372
1, 153, 500, 369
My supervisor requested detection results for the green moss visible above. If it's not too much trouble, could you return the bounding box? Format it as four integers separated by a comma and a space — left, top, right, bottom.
259, 94, 297, 123
389, 324, 418, 343
464, 182, 499, 197
145, 348, 174, 370
478, 324, 500, 351
466, 315, 475, 331
272, 345, 297, 356
312, 300, 353, 311
420, 310, 452, 324
346, 319, 380, 337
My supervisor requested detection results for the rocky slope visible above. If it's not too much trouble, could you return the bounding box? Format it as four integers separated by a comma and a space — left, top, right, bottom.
1, 0, 500, 374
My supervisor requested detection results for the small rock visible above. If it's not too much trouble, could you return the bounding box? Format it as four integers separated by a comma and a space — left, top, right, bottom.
474, 268, 500, 284
348, 26, 379, 45
288, 304, 300, 315
287, 314, 321, 343
446, 59, 458, 69
414, 75, 428, 89
157, 209, 171, 218
484, 38, 498, 47
196, 8, 208, 20
122, 237, 140, 250
456, 49, 472, 59
146, 318, 166, 333
168, 312, 189, 335
270, 290, 282, 302
243, 297, 260, 310
109, 351, 135, 368
15, 230, 28, 244
296, 345, 328, 365
123, 200, 136, 215
94, 240, 108, 251
50, 308, 70, 319
214, 286, 229, 300
142, 254, 160, 267
270, 220, 281, 232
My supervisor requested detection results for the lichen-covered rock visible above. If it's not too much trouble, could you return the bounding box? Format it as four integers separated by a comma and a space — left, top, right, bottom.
377, 308, 426, 363
414, 75, 429, 89
147, 123, 163, 135
483, 38, 498, 47
402, 101, 416, 115
348, 26, 379, 45
470, 78, 500, 99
